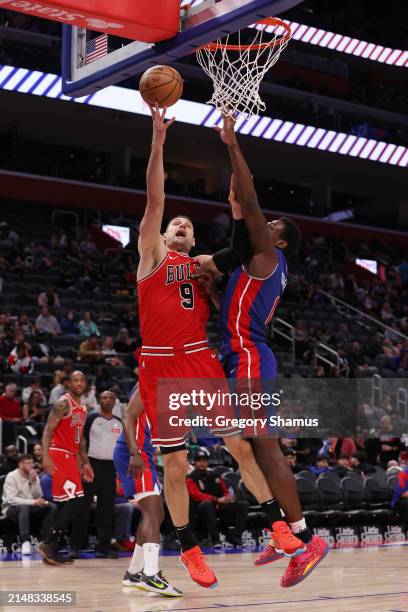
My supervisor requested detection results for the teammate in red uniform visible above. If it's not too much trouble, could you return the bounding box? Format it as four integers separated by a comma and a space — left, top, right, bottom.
38, 371, 94, 565
137, 105, 228, 588
212, 115, 329, 587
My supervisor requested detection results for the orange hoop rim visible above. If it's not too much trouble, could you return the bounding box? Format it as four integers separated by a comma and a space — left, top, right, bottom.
200, 17, 291, 52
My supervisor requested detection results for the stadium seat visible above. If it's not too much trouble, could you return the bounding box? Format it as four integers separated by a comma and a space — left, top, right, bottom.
316, 473, 345, 510
364, 476, 390, 509
341, 476, 368, 510
297, 470, 317, 483
296, 476, 321, 511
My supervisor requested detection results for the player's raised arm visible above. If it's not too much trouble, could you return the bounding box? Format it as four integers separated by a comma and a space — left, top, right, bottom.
42, 398, 69, 474
138, 104, 175, 278
215, 116, 275, 260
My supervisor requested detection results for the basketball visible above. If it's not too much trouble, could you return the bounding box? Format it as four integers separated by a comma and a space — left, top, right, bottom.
139, 65, 183, 108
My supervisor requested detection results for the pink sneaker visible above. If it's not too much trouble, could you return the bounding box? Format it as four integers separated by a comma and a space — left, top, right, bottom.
254, 544, 284, 566
280, 535, 329, 588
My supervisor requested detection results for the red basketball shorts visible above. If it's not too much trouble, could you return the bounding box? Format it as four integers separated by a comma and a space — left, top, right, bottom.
138, 341, 228, 448
49, 448, 84, 502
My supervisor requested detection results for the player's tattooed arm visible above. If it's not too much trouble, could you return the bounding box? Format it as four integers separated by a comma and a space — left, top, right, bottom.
79, 435, 94, 482
42, 399, 69, 474
138, 104, 175, 279
215, 115, 276, 260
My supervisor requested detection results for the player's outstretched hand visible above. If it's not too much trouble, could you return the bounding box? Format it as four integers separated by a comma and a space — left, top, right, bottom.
213, 114, 237, 146
192, 254, 222, 277
150, 103, 176, 147
83, 463, 94, 483
128, 453, 145, 480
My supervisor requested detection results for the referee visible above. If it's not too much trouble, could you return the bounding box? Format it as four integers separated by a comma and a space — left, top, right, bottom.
70, 390, 123, 558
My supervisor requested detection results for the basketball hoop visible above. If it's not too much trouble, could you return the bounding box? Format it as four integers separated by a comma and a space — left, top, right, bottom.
196, 17, 291, 118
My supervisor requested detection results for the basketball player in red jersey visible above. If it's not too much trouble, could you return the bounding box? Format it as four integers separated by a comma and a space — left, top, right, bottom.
137, 104, 227, 588
212, 115, 329, 587
38, 371, 93, 565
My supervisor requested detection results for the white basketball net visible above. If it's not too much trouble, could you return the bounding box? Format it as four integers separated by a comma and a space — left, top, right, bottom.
196, 20, 291, 118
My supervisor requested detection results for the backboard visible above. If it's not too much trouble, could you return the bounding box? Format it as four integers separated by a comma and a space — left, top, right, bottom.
61, 0, 303, 97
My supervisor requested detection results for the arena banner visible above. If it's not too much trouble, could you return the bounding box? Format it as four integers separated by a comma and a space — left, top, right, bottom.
0, 527, 406, 556
156, 377, 408, 439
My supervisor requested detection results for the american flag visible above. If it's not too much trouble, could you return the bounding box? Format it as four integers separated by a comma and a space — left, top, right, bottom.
85, 34, 108, 65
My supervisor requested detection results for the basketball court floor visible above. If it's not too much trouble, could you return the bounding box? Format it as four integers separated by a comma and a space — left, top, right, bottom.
1, 546, 407, 611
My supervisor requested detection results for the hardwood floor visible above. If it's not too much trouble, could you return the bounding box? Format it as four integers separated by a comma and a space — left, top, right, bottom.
0, 546, 407, 611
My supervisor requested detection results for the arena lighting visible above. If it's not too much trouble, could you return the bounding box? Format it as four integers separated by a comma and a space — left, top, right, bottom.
355, 258, 378, 275
102, 224, 130, 247
183, 0, 408, 67
324, 210, 354, 222
1, 63, 408, 168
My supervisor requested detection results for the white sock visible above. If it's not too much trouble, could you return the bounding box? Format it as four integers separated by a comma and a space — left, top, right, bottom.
289, 518, 307, 534
143, 543, 160, 577
128, 544, 144, 574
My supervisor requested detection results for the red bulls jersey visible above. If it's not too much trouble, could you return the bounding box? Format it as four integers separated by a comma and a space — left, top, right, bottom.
50, 393, 87, 454
137, 250, 210, 347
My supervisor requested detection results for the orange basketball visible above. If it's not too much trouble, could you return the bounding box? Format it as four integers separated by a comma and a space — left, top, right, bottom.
139, 65, 183, 108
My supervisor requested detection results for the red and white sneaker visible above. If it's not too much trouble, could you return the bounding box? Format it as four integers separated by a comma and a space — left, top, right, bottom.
280, 535, 329, 588
180, 545, 218, 589
270, 521, 307, 558
254, 544, 284, 566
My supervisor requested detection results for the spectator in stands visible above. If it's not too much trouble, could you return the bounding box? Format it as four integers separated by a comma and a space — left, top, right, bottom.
17, 313, 36, 337
82, 383, 98, 413
295, 438, 322, 467
58, 268, 77, 290
380, 301, 394, 322
390, 464, 408, 523
22, 377, 47, 406
78, 334, 104, 364
118, 305, 139, 333
35, 306, 61, 336
101, 336, 124, 367
0, 384, 22, 446
8, 342, 33, 374
48, 374, 70, 406
378, 423, 402, 466
350, 451, 376, 475
32, 443, 43, 474
94, 366, 116, 395
114, 328, 135, 354
0, 221, 19, 251
1, 454, 56, 555
78, 311, 100, 338
310, 455, 332, 477
347, 341, 373, 376
187, 450, 249, 548
80, 233, 99, 258
60, 309, 79, 335
283, 448, 300, 473
333, 454, 353, 478
22, 391, 44, 423
37, 287, 61, 310
77, 259, 102, 293
0, 445, 19, 476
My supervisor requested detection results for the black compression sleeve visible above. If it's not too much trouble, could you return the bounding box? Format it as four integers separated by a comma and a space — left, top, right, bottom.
212, 219, 251, 274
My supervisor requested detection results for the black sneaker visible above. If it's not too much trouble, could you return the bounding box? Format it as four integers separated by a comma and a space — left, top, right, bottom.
38, 542, 72, 566
137, 571, 183, 597
96, 549, 118, 559
122, 570, 143, 587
